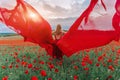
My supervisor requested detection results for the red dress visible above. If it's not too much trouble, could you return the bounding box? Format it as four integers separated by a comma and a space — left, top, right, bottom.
52, 32, 64, 59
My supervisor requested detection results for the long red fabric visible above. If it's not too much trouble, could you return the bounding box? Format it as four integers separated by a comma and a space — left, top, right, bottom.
0, 0, 120, 57
0, 0, 54, 56
57, 0, 120, 57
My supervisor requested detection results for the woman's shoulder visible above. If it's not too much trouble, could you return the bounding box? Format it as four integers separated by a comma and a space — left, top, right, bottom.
62, 31, 66, 34
52, 31, 56, 35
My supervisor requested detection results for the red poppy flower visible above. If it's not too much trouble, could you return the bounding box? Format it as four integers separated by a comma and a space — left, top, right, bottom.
107, 59, 112, 63
28, 63, 33, 68
14, 52, 18, 55
33, 59, 36, 63
117, 49, 120, 55
96, 63, 100, 67
23, 55, 26, 58
82, 55, 92, 64
2, 76, 8, 80
37, 56, 40, 58
31, 76, 38, 80
35, 67, 39, 70
2, 66, 6, 69
73, 66, 78, 70
15, 64, 19, 68
13, 52, 18, 58
106, 75, 112, 80
40, 70, 47, 77
16, 58, 20, 63
114, 59, 119, 66
81, 61, 86, 66
9, 64, 12, 69
82, 55, 89, 62
21, 61, 27, 67
18, 48, 21, 51
108, 65, 114, 71
25, 70, 29, 74
49, 57, 53, 61
108, 75, 112, 79
39, 61, 45, 65
58, 61, 63, 66
48, 78, 52, 80
98, 56, 103, 62
74, 75, 78, 80
117, 49, 120, 53
84, 67, 89, 71
103, 63, 107, 67
87, 60, 92, 64
102, 53, 106, 57
48, 64, 54, 69
55, 68, 59, 73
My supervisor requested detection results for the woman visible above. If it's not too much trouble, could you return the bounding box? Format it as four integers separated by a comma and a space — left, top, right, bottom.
53, 24, 65, 41
52, 24, 65, 59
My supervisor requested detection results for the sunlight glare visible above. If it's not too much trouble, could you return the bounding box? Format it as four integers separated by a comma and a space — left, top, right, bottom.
28, 10, 42, 22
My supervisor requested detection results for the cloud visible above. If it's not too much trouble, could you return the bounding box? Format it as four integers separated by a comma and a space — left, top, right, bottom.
0, 0, 117, 32
46, 0, 116, 30
93, 0, 115, 15
0, 0, 16, 9
41, 3, 69, 18
0, 23, 15, 33
48, 17, 77, 30
21, 0, 87, 19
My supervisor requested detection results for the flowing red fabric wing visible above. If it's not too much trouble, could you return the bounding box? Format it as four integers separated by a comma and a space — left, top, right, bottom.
113, 0, 120, 33
57, 30, 118, 57
57, 0, 120, 57
0, 1, 54, 56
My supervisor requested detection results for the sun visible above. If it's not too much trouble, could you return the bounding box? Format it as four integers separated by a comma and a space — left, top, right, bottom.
29, 12, 37, 18
27, 9, 43, 22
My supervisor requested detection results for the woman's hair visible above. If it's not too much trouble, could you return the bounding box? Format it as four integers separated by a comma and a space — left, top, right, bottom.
55, 24, 62, 34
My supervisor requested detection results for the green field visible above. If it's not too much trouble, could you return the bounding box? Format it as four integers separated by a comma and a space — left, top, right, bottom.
0, 42, 120, 80
0, 33, 18, 37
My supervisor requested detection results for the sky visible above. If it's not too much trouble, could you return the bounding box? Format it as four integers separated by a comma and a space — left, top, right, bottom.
0, 0, 116, 33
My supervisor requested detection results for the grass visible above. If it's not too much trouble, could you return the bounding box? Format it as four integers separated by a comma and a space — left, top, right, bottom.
0, 42, 120, 80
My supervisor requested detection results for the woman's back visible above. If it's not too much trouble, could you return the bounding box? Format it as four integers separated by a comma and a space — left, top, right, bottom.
53, 24, 65, 41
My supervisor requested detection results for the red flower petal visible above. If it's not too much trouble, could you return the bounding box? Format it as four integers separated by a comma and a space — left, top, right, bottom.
31, 76, 38, 80
40, 70, 47, 77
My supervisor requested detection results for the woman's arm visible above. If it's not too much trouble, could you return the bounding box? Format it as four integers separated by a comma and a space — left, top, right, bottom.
52, 31, 56, 40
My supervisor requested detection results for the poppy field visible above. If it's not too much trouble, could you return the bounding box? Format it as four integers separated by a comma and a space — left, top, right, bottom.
0, 40, 120, 80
